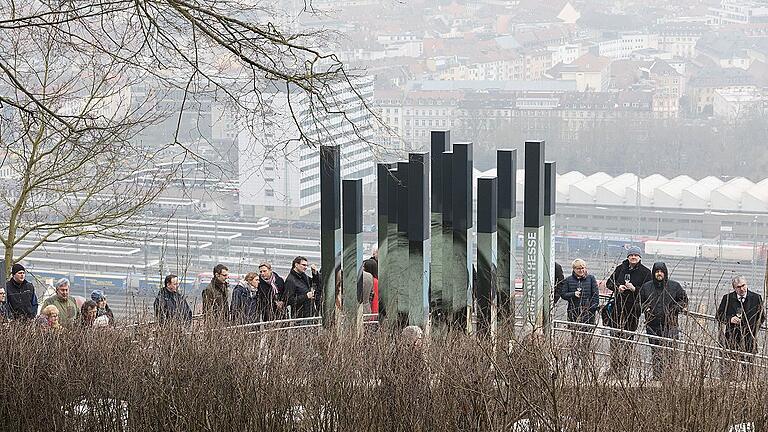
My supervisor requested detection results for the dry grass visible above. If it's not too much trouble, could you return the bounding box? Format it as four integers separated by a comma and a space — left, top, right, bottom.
0, 321, 767, 431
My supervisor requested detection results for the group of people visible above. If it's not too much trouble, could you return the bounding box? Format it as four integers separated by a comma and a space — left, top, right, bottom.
556, 247, 765, 380
153, 253, 381, 327
1, 264, 115, 330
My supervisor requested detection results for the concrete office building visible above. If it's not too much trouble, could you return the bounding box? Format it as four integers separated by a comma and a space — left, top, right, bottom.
238, 77, 376, 219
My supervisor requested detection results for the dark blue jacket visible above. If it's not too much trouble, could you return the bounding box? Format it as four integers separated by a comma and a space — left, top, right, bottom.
230, 283, 261, 325
560, 272, 600, 324
154, 288, 192, 326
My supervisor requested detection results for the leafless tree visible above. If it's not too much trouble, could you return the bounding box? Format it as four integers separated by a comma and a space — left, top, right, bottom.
0, 0, 379, 272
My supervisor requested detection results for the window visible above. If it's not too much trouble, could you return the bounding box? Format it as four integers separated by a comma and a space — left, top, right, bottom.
265, 189, 274, 197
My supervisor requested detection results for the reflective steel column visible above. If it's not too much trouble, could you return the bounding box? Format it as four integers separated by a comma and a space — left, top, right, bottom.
496, 149, 517, 321
408, 152, 430, 327
523, 140, 545, 331
320, 145, 341, 327
430, 131, 450, 324
452, 142, 473, 331
376, 163, 393, 316
543, 161, 556, 333
477, 176, 497, 338
342, 179, 363, 333
439, 150, 454, 325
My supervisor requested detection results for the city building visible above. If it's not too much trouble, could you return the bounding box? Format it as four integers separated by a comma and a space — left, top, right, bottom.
238, 78, 375, 218
547, 53, 611, 91
598, 32, 659, 59
712, 86, 765, 120
708, 0, 768, 25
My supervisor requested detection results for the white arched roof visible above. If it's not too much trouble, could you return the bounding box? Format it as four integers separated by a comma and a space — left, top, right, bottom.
681, 176, 724, 209
466, 170, 768, 213
472, 168, 525, 202
742, 179, 768, 212
556, 171, 586, 203
710, 178, 755, 211
596, 173, 637, 205
569, 172, 612, 205
626, 174, 668, 207
654, 175, 696, 208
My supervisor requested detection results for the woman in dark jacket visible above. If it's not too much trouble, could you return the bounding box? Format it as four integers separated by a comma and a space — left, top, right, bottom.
230, 272, 262, 325
559, 259, 600, 324
559, 258, 600, 369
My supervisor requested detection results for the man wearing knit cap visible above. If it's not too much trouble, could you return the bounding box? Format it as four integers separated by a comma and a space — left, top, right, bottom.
5, 263, 38, 320
604, 246, 652, 379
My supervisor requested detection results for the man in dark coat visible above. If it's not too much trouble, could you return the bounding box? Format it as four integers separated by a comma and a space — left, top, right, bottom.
202, 264, 229, 325
5, 263, 37, 320
257, 263, 286, 322
154, 274, 193, 326
716, 275, 765, 378
639, 262, 688, 380
604, 246, 652, 378
284, 256, 320, 320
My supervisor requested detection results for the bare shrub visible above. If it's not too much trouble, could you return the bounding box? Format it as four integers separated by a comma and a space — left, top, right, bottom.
1, 321, 767, 431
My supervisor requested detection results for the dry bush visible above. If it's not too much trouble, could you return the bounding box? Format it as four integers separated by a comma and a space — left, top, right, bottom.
0, 321, 767, 431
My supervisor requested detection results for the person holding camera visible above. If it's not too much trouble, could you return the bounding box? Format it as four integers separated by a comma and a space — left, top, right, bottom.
285, 256, 321, 321
715, 275, 765, 379
560, 258, 600, 369
604, 246, 652, 379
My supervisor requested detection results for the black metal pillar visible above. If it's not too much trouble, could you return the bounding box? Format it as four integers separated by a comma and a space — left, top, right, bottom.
430, 131, 450, 326
477, 176, 497, 338
452, 142, 473, 332
496, 149, 517, 321
523, 140, 545, 331
320, 145, 341, 327
342, 178, 363, 333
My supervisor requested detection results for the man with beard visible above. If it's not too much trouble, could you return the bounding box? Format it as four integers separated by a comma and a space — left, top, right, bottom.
639, 262, 688, 380
202, 264, 230, 325
604, 246, 652, 379
716, 275, 765, 378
